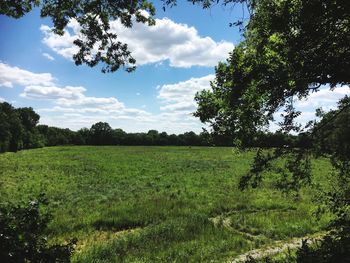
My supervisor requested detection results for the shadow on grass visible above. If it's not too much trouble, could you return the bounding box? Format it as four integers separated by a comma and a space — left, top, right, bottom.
92, 218, 146, 232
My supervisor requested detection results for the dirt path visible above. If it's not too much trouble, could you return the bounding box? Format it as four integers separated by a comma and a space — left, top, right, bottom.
230, 232, 326, 262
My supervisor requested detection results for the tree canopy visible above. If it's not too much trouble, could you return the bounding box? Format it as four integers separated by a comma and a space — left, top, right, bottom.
0, 102, 43, 152
1, 0, 156, 72
192, 1, 350, 260
0, 102, 298, 152
195, 0, 350, 139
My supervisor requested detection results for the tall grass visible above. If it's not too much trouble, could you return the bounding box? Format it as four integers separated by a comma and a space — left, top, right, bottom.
0, 146, 333, 261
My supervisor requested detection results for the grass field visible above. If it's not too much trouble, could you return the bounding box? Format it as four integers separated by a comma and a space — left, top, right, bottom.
0, 146, 333, 262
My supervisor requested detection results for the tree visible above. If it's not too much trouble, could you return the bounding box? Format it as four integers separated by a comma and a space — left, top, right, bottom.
158, 131, 169, 145
17, 107, 44, 149
74, 128, 91, 145
312, 96, 350, 159
37, 125, 75, 146
193, 0, 350, 184
114, 128, 127, 145
193, 0, 350, 260
89, 122, 114, 145
289, 98, 350, 262
0, 102, 24, 152
195, 0, 349, 137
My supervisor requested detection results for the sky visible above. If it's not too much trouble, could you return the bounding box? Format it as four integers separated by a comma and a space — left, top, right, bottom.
0, 2, 348, 134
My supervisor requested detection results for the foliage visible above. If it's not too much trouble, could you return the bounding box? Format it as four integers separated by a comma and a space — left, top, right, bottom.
312, 96, 350, 159
0, 102, 44, 152
195, 0, 350, 139
0, 195, 76, 262
295, 234, 350, 263
89, 122, 114, 145
296, 96, 350, 263
0, 0, 156, 73
191, 0, 350, 261
1, 102, 299, 151
37, 125, 76, 147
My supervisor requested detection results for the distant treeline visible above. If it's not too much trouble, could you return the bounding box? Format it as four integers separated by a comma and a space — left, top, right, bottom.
0, 102, 301, 152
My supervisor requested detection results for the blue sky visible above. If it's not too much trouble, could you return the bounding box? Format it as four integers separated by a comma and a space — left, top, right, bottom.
0, 2, 348, 133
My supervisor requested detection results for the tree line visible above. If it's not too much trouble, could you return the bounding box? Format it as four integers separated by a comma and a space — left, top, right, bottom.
0, 102, 302, 153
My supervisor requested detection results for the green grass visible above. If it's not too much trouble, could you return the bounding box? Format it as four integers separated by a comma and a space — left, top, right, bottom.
0, 146, 333, 262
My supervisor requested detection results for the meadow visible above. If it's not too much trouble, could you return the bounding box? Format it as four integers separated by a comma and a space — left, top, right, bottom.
0, 146, 333, 262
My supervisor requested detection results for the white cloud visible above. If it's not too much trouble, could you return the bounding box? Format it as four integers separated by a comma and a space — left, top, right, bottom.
57, 96, 124, 108
271, 86, 350, 132
296, 86, 350, 108
157, 78, 349, 133
0, 97, 5, 102
39, 105, 149, 117
0, 63, 55, 88
10, 59, 345, 134
0, 81, 13, 88
2, 63, 207, 133
40, 24, 79, 60
21, 85, 127, 111
146, 75, 214, 133
31, 76, 210, 134
19, 81, 157, 130
40, 17, 234, 68
158, 74, 214, 113
21, 85, 86, 100
42, 53, 55, 61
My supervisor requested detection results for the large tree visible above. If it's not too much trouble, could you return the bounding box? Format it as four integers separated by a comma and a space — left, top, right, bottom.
195, 0, 350, 138
193, 0, 350, 260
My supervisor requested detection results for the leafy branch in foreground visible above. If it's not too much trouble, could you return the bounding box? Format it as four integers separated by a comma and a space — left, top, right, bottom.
0, 0, 254, 73
0, 0, 156, 73
194, 0, 349, 202
241, 96, 350, 262
194, 0, 350, 261
0, 194, 76, 262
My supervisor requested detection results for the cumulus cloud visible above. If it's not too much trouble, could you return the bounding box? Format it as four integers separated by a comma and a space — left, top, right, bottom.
158, 74, 214, 113
31, 75, 210, 133
157, 78, 350, 133
17, 76, 155, 129
42, 53, 55, 61
0, 63, 55, 88
2, 62, 207, 133
20, 84, 128, 112
146, 75, 215, 133
271, 86, 350, 131
21, 85, 86, 100
2, 63, 155, 130
40, 17, 234, 68
9, 60, 347, 134
28, 74, 214, 132
296, 86, 350, 108
40, 24, 79, 60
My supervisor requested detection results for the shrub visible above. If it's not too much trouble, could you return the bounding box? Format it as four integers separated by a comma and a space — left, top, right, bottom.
0, 194, 76, 262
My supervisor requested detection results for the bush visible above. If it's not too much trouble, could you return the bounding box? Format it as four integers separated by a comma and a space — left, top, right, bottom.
0, 194, 76, 262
